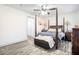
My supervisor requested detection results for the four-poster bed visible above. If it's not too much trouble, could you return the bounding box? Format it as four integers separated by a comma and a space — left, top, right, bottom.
34, 8, 65, 49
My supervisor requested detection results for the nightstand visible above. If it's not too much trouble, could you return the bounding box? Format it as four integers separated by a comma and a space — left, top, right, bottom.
65, 32, 72, 41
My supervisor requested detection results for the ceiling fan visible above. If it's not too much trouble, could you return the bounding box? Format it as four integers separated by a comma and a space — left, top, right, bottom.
33, 4, 56, 15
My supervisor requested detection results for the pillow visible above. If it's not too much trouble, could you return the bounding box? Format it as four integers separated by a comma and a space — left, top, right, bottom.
48, 28, 61, 32
42, 29, 48, 32
58, 28, 61, 32
48, 29, 56, 32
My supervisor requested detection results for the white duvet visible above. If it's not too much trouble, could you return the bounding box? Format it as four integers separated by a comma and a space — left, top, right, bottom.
35, 35, 55, 48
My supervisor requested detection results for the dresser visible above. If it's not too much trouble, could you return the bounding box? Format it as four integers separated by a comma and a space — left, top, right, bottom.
72, 28, 79, 55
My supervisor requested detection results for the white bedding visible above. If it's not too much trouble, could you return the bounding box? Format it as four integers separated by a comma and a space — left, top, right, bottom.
35, 35, 55, 48
35, 32, 65, 48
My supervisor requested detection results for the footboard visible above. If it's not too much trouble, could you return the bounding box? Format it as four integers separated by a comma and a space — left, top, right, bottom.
34, 39, 50, 49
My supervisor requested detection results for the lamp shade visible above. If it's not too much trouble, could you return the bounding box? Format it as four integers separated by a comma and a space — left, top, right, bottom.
65, 20, 70, 25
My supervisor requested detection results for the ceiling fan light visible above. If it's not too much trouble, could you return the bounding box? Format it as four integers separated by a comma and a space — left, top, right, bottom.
41, 10, 47, 15
41, 11, 45, 15
42, 5, 47, 9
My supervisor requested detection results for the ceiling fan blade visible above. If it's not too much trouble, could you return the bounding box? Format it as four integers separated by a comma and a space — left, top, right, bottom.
33, 9, 41, 11
49, 8, 56, 10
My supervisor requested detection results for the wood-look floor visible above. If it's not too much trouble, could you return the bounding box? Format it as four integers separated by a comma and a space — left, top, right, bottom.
0, 37, 72, 55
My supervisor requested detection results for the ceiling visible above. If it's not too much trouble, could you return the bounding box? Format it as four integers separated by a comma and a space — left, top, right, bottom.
5, 4, 79, 17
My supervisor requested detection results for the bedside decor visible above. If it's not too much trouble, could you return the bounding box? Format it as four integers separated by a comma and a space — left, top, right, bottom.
39, 22, 42, 25
65, 20, 70, 32
75, 25, 79, 28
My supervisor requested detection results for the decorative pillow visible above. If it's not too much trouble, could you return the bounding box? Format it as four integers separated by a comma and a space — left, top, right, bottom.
48, 28, 61, 32
58, 28, 61, 32
48, 29, 56, 32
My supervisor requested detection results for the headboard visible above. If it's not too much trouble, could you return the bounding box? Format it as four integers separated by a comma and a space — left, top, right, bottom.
48, 25, 64, 32
49, 25, 63, 29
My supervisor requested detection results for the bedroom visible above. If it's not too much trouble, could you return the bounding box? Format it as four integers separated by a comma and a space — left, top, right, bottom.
0, 4, 79, 55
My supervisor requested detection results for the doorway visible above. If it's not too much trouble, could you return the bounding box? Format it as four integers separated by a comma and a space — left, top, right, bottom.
27, 17, 35, 38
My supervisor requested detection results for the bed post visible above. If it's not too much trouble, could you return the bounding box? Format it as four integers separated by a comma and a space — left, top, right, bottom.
35, 15, 37, 37
56, 8, 58, 49
48, 19, 50, 29
63, 17, 65, 33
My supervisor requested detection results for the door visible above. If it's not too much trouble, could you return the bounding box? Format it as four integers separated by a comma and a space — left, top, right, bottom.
27, 17, 35, 37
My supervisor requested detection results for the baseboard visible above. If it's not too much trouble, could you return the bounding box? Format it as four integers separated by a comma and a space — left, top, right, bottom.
0, 38, 27, 47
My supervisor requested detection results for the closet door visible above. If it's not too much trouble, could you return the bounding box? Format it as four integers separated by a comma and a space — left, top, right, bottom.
27, 17, 35, 37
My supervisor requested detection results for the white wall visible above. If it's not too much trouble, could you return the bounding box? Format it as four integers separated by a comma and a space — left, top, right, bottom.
62, 12, 77, 32
58, 12, 78, 32
0, 5, 30, 47
75, 11, 79, 25
37, 16, 48, 33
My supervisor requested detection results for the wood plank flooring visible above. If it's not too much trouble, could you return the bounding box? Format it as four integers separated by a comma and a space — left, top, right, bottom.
0, 37, 72, 55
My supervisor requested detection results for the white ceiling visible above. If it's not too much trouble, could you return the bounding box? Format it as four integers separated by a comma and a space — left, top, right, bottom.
5, 4, 79, 17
